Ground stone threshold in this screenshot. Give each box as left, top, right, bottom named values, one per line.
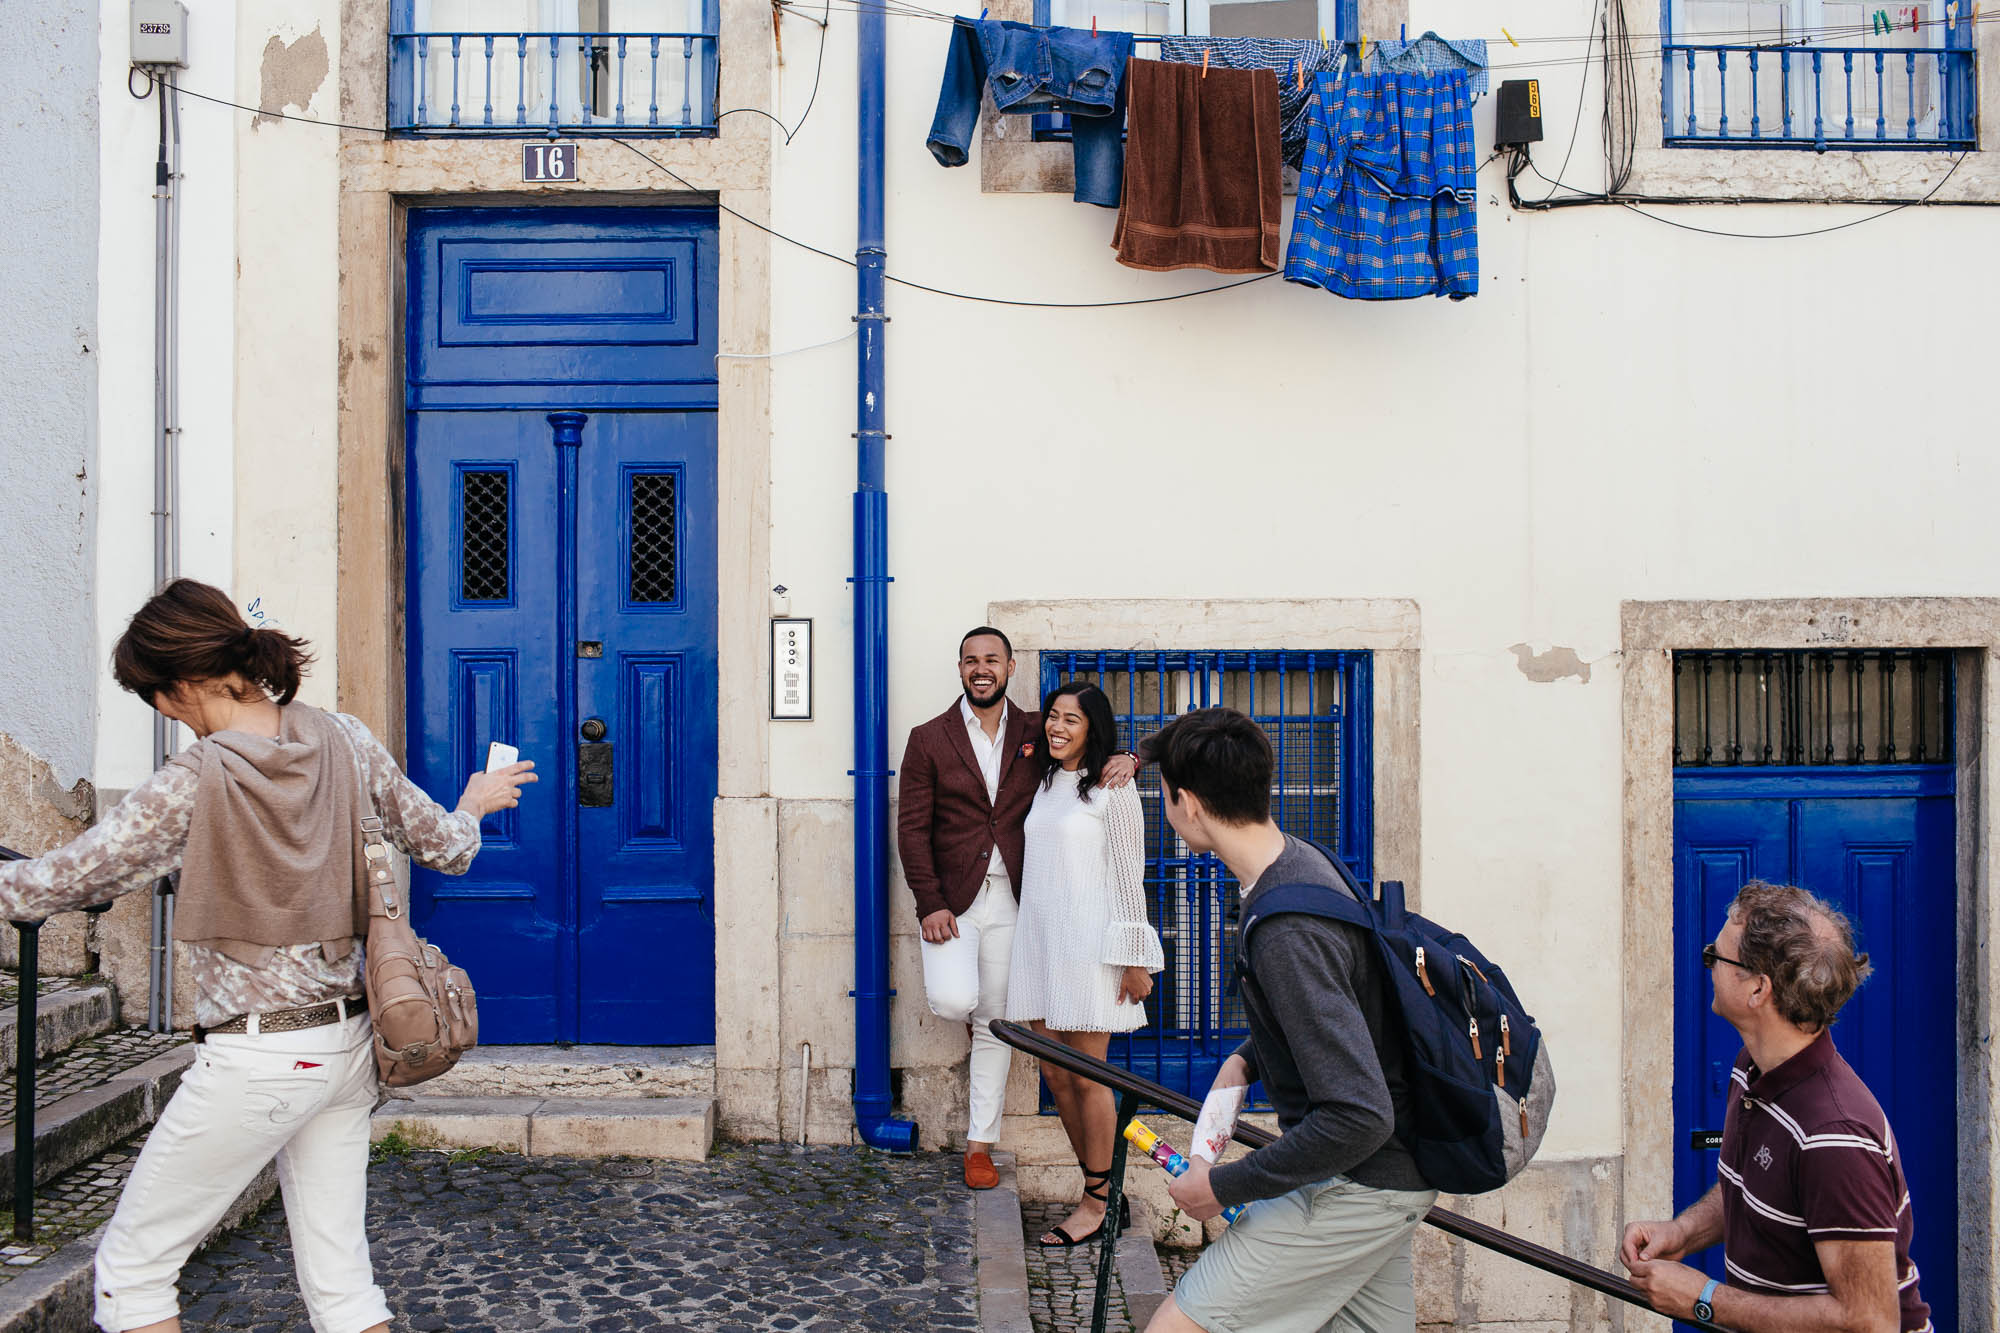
left=372, top=1094, right=715, bottom=1160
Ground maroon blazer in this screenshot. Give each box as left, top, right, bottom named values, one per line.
left=896, top=699, right=1043, bottom=920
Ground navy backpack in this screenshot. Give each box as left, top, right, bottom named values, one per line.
left=1239, top=843, right=1556, bottom=1195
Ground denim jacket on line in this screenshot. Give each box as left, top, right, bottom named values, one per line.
left=926, top=18, right=1135, bottom=208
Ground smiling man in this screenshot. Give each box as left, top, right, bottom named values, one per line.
left=895, top=627, right=1134, bottom=1189
left=1620, top=881, right=1927, bottom=1333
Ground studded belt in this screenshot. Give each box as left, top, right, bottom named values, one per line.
left=193, top=995, right=368, bottom=1042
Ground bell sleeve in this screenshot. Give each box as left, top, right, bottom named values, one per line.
left=1099, top=784, right=1164, bottom=971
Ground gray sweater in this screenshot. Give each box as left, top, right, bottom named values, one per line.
left=1207, top=836, right=1428, bottom=1208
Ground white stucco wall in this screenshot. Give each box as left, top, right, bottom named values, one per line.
left=1, top=5, right=101, bottom=788
left=95, top=0, right=240, bottom=791
left=762, top=0, right=2000, bottom=1163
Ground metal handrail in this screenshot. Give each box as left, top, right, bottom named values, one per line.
left=1, top=844, right=111, bottom=1241
left=990, top=1019, right=1734, bottom=1333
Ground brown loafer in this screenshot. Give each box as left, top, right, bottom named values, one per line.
left=963, top=1150, right=1000, bottom=1190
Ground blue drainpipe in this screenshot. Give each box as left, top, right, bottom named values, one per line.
left=850, top=0, right=918, bottom=1153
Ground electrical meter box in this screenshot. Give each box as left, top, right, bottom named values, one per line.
left=131, top=0, right=189, bottom=68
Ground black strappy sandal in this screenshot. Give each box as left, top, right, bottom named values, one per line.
left=1037, top=1167, right=1131, bottom=1247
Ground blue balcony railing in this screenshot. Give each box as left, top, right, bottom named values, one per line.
left=388, top=23, right=719, bottom=136
left=1663, top=41, right=1975, bottom=149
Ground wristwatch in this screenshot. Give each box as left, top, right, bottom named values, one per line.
left=1693, top=1277, right=1720, bottom=1324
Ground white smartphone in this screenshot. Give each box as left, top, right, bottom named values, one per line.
left=485, top=741, right=520, bottom=773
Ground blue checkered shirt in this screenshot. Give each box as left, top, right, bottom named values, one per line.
left=1370, top=33, right=1489, bottom=97
left=1158, top=36, right=1344, bottom=169
left=1284, top=69, right=1479, bottom=301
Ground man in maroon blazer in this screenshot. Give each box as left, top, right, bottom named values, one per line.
left=897, top=626, right=1135, bottom=1189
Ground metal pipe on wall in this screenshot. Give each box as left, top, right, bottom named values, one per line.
left=145, top=69, right=183, bottom=1033
left=849, top=0, right=916, bottom=1154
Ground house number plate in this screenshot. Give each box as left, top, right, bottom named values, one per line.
left=523, top=143, right=579, bottom=182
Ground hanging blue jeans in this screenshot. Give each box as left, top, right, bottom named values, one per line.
left=927, top=19, right=1134, bottom=208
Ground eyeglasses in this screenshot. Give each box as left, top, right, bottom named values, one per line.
left=1702, top=943, right=1753, bottom=973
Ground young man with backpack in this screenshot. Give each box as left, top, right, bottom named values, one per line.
left=1140, top=707, right=1438, bottom=1333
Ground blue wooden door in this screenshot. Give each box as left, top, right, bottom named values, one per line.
left=1674, top=769, right=1957, bottom=1330
left=404, top=207, right=718, bottom=1045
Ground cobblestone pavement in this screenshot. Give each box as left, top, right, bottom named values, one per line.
left=176, top=1142, right=979, bottom=1331
left=1023, top=1200, right=1135, bottom=1333
left=0, top=1029, right=188, bottom=1124
left=0, top=1132, right=147, bottom=1281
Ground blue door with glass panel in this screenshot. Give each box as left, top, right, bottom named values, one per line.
left=404, top=207, right=718, bottom=1045
left=1038, top=651, right=1371, bottom=1104
left=1672, top=652, right=1956, bottom=1332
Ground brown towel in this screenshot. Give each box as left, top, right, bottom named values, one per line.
left=1113, top=59, right=1283, bottom=274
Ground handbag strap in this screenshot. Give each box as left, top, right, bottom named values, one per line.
left=334, top=717, right=405, bottom=923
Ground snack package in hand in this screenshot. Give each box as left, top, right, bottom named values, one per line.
left=1191, top=1084, right=1247, bottom=1163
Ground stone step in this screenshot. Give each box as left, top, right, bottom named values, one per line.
left=0, top=1031, right=193, bottom=1191
left=372, top=1094, right=716, bottom=1162
left=402, top=1044, right=716, bottom=1100
left=0, top=981, right=117, bottom=1072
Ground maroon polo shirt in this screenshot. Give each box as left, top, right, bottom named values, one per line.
left=1718, top=1031, right=1928, bottom=1331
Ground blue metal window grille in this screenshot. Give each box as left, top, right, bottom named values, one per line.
left=1038, top=650, right=1373, bottom=1108
left=1661, top=0, right=1974, bottom=149
left=1673, top=650, right=1954, bottom=767
left=388, top=1, right=720, bottom=136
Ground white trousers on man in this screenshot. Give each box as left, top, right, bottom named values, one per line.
left=920, top=873, right=1017, bottom=1144
left=94, top=1009, right=390, bottom=1333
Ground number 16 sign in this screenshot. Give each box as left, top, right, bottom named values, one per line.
left=523, top=143, right=578, bottom=182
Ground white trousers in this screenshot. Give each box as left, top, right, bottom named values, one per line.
left=920, top=874, right=1018, bottom=1144
left=95, top=1009, right=390, bottom=1333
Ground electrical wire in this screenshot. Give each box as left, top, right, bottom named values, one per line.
left=724, top=0, right=834, bottom=144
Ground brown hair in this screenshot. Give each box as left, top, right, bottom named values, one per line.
left=1730, top=881, right=1874, bottom=1032
left=111, top=579, right=315, bottom=707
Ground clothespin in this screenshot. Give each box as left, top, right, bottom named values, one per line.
left=1201, top=47, right=1210, bottom=76
left=1296, top=57, right=1307, bottom=90
left=1359, top=34, right=1369, bottom=63
left=1091, top=13, right=1097, bottom=35
left=979, top=6, right=988, bottom=16
left=1871, top=9, right=1889, bottom=33
left=1400, top=23, right=1407, bottom=42
left=1910, top=7, right=1921, bottom=31
left=1500, top=27, right=1519, bottom=47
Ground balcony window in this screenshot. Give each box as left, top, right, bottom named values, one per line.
left=1662, top=0, right=1974, bottom=148
left=389, top=1, right=720, bottom=135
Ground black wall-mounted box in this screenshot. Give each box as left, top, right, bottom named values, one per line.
left=1494, top=79, right=1544, bottom=146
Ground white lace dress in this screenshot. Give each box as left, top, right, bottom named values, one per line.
left=1006, top=769, right=1165, bottom=1033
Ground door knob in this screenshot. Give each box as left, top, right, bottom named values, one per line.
left=580, top=717, right=607, bottom=742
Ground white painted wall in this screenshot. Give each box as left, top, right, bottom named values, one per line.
left=0, top=4, right=99, bottom=789
left=764, top=0, right=2000, bottom=1160
left=95, top=0, right=240, bottom=790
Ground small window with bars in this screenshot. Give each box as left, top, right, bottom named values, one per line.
left=458, top=467, right=512, bottom=604
left=1673, top=649, right=1954, bottom=767
left=626, top=470, right=679, bottom=606
left=1039, top=649, right=1372, bottom=1104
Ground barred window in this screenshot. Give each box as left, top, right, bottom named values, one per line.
left=1673, top=650, right=1953, bottom=767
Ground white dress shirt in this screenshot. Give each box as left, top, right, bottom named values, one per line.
left=960, top=695, right=1010, bottom=876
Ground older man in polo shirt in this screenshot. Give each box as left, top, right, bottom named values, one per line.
left=1620, top=880, right=1928, bottom=1333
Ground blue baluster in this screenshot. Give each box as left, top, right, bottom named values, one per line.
left=1909, top=51, right=1919, bottom=138
left=580, top=37, right=593, bottom=127
left=1842, top=50, right=1853, bottom=138
left=549, top=34, right=561, bottom=129
left=1718, top=48, right=1730, bottom=136
left=649, top=36, right=661, bottom=126
left=1875, top=51, right=1885, bottom=138
left=417, top=35, right=429, bottom=126
left=1781, top=49, right=1793, bottom=138
left=682, top=36, right=694, bottom=128
left=1750, top=49, right=1760, bottom=138
left=516, top=35, right=528, bottom=126
left=1662, top=46, right=1673, bottom=140
left=616, top=36, right=628, bottom=125
left=1686, top=48, right=1698, bottom=137
left=483, top=35, right=495, bottom=126
left=449, top=35, right=461, bottom=126
left=1812, top=50, right=1825, bottom=148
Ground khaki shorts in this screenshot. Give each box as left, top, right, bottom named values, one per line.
left=1174, top=1176, right=1438, bottom=1333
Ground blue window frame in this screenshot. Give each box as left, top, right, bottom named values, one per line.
left=388, top=1, right=720, bottom=136
left=1661, top=0, right=1974, bottom=149
left=1038, top=650, right=1372, bottom=1107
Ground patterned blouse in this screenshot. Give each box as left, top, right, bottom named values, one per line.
left=0, top=713, right=480, bottom=1028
